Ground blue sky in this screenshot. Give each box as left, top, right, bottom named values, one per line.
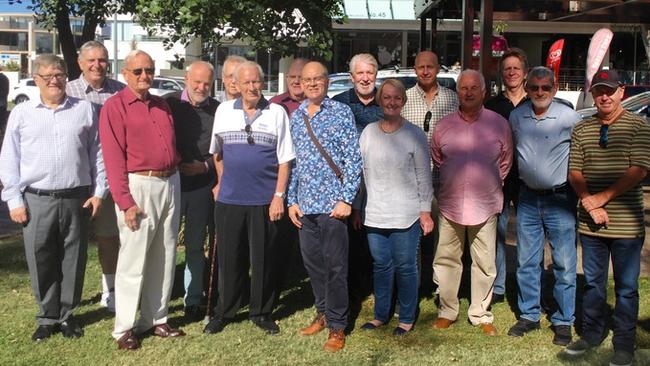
left=0, top=1, right=31, bottom=13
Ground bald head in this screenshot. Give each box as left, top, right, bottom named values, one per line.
left=301, top=61, right=329, bottom=103
left=414, top=51, right=440, bottom=90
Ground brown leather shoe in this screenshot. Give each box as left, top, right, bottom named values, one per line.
left=116, top=330, right=140, bottom=350
left=432, top=317, right=456, bottom=329
left=479, top=322, right=498, bottom=336
left=152, top=324, right=186, bottom=338
left=299, top=313, right=327, bottom=336
left=323, top=329, right=345, bottom=352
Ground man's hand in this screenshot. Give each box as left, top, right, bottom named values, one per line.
left=9, top=206, right=28, bottom=224
left=288, top=204, right=304, bottom=228
left=124, top=206, right=145, bottom=231
left=588, top=207, right=610, bottom=226
left=581, top=192, right=610, bottom=212
left=420, top=212, right=435, bottom=235
left=330, top=201, right=352, bottom=220
left=180, top=160, right=208, bottom=176
left=351, top=209, right=362, bottom=230
left=83, top=196, right=103, bottom=218
left=269, top=196, right=284, bottom=221
left=211, top=183, right=220, bottom=202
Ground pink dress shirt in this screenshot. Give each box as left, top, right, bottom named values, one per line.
left=99, top=87, right=181, bottom=210
left=432, top=107, right=512, bottom=226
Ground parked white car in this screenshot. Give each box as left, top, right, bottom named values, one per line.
left=8, top=78, right=40, bottom=104
left=149, top=77, right=185, bottom=96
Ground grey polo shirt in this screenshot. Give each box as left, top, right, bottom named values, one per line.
left=509, top=100, right=580, bottom=190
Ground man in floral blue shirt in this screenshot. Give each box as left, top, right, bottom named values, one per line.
left=287, top=61, right=362, bottom=353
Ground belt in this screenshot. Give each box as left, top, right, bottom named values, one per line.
left=523, top=183, right=569, bottom=195
left=132, top=168, right=177, bottom=178
left=24, top=186, right=89, bottom=198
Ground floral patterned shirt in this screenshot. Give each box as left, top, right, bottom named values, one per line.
left=287, top=98, right=362, bottom=215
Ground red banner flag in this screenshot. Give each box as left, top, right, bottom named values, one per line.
left=546, top=39, right=565, bottom=82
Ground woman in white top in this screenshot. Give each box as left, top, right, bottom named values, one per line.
left=352, top=79, right=434, bottom=335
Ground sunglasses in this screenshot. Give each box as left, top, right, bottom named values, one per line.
left=526, top=84, right=553, bottom=92
left=423, top=111, right=432, bottom=132
left=599, top=124, right=608, bottom=148
left=127, top=68, right=155, bottom=76
left=244, top=124, right=255, bottom=145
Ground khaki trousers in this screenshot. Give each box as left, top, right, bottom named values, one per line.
left=112, top=173, right=180, bottom=339
left=433, top=214, right=497, bottom=325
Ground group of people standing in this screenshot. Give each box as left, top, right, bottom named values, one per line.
left=0, top=39, right=648, bottom=366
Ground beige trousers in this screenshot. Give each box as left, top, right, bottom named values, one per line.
left=112, top=173, right=180, bottom=340
left=433, top=214, right=497, bottom=325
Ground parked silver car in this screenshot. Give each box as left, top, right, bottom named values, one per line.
left=149, top=77, right=185, bottom=97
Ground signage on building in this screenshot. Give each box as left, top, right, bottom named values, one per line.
left=0, top=54, right=20, bottom=66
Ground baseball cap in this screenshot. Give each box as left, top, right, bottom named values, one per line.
left=590, top=69, right=622, bottom=90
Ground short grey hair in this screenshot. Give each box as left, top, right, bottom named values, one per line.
left=349, top=53, right=378, bottom=75
left=33, top=54, right=66, bottom=75
left=233, top=60, right=265, bottom=82
left=187, top=60, right=215, bottom=77
left=456, top=69, right=485, bottom=92
left=222, top=55, right=247, bottom=77
left=79, top=40, right=108, bottom=59
left=123, top=50, right=153, bottom=68
left=527, top=66, right=555, bottom=86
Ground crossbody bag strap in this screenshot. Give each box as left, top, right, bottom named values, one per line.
left=303, top=114, right=343, bottom=181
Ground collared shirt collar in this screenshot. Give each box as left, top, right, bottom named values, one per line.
left=297, top=96, right=334, bottom=114
left=35, top=95, right=73, bottom=110
left=180, top=89, right=210, bottom=107
left=522, top=100, right=559, bottom=121
left=78, top=75, right=115, bottom=94
left=123, top=86, right=151, bottom=105
left=415, top=82, right=441, bottom=100
left=348, top=88, right=379, bottom=106
left=233, top=96, right=270, bottom=110
left=458, top=106, right=485, bottom=122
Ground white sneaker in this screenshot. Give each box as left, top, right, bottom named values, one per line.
left=100, top=291, right=116, bottom=312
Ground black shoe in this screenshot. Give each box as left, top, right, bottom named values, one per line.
left=60, top=316, right=83, bottom=339
left=490, top=293, right=505, bottom=306
left=360, top=322, right=382, bottom=330
left=565, top=338, right=595, bottom=356
left=552, top=325, right=572, bottom=346
left=393, top=326, right=413, bottom=336
left=203, top=317, right=227, bottom=334
left=31, top=325, right=57, bottom=342
left=507, top=318, right=541, bottom=337
left=251, top=316, right=280, bottom=335
left=610, top=350, right=634, bottom=366
left=184, top=305, right=204, bottom=322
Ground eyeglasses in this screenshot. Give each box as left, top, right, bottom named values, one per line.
left=423, top=111, right=432, bottom=132
left=526, top=84, right=553, bottom=92
left=287, top=75, right=301, bottom=81
left=239, top=80, right=263, bottom=87
left=126, top=68, right=155, bottom=76
left=302, top=76, right=327, bottom=85
left=599, top=124, right=609, bottom=148
left=244, top=124, right=255, bottom=145
left=36, top=73, right=67, bottom=82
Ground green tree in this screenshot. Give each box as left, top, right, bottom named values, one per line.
left=136, top=0, right=345, bottom=60
left=18, top=0, right=136, bottom=79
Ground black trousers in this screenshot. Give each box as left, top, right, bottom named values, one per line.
left=214, top=202, right=278, bottom=319
left=299, top=214, right=349, bottom=330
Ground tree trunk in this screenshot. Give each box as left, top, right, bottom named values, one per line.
left=55, top=0, right=81, bottom=79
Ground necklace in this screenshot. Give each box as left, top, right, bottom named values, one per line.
left=379, top=118, right=404, bottom=133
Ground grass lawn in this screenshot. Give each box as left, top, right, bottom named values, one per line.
left=1, top=234, right=650, bottom=366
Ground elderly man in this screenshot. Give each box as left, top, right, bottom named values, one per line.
left=431, top=70, right=512, bottom=336
left=203, top=61, right=295, bottom=335
left=270, top=58, right=308, bottom=116
left=67, top=40, right=125, bottom=312
left=100, top=50, right=185, bottom=350
left=401, top=50, right=459, bottom=292
left=507, top=66, right=580, bottom=346
left=164, top=61, right=219, bottom=321
left=566, top=69, right=650, bottom=366
left=484, top=48, right=528, bottom=304
left=0, top=54, right=105, bottom=341
left=332, top=53, right=383, bottom=133
left=287, top=61, right=362, bottom=352
left=216, top=55, right=246, bottom=102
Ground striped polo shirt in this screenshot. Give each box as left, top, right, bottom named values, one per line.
left=569, top=110, right=650, bottom=238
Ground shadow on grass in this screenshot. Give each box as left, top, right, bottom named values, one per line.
left=0, top=235, right=28, bottom=275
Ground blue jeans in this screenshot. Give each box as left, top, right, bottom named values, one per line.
left=580, top=234, right=643, bottom=353
left=495, top=192, right=510, bottom=296
left=366, top=222, right=421, bottom=324
left=516, top=187, right=577, bottom=325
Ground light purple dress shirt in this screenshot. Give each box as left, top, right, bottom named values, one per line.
left=431, top=107, right=513, bottom=226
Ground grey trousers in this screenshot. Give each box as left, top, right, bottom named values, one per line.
left=22, top=190, right=89, bottom=326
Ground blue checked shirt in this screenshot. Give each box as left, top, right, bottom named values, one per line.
left=287, top=98, right=362, bottom=214
left=66, top=77, right=125, bottom=106
left=0, top=96, right=107, bottom=210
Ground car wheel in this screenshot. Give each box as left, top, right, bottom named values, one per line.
left=15, top=94, right=29, bottom=104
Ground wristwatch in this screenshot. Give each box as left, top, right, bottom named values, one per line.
left=274, top=191, right=285, bottom=199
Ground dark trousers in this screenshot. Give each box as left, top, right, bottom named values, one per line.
left=299, top=214, right=349, bottom=330
left=23, top=189, right=89, bottom=325
left=579, top=234, right=643, bottom=353
left=214, top=202, right=278, bottom=319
